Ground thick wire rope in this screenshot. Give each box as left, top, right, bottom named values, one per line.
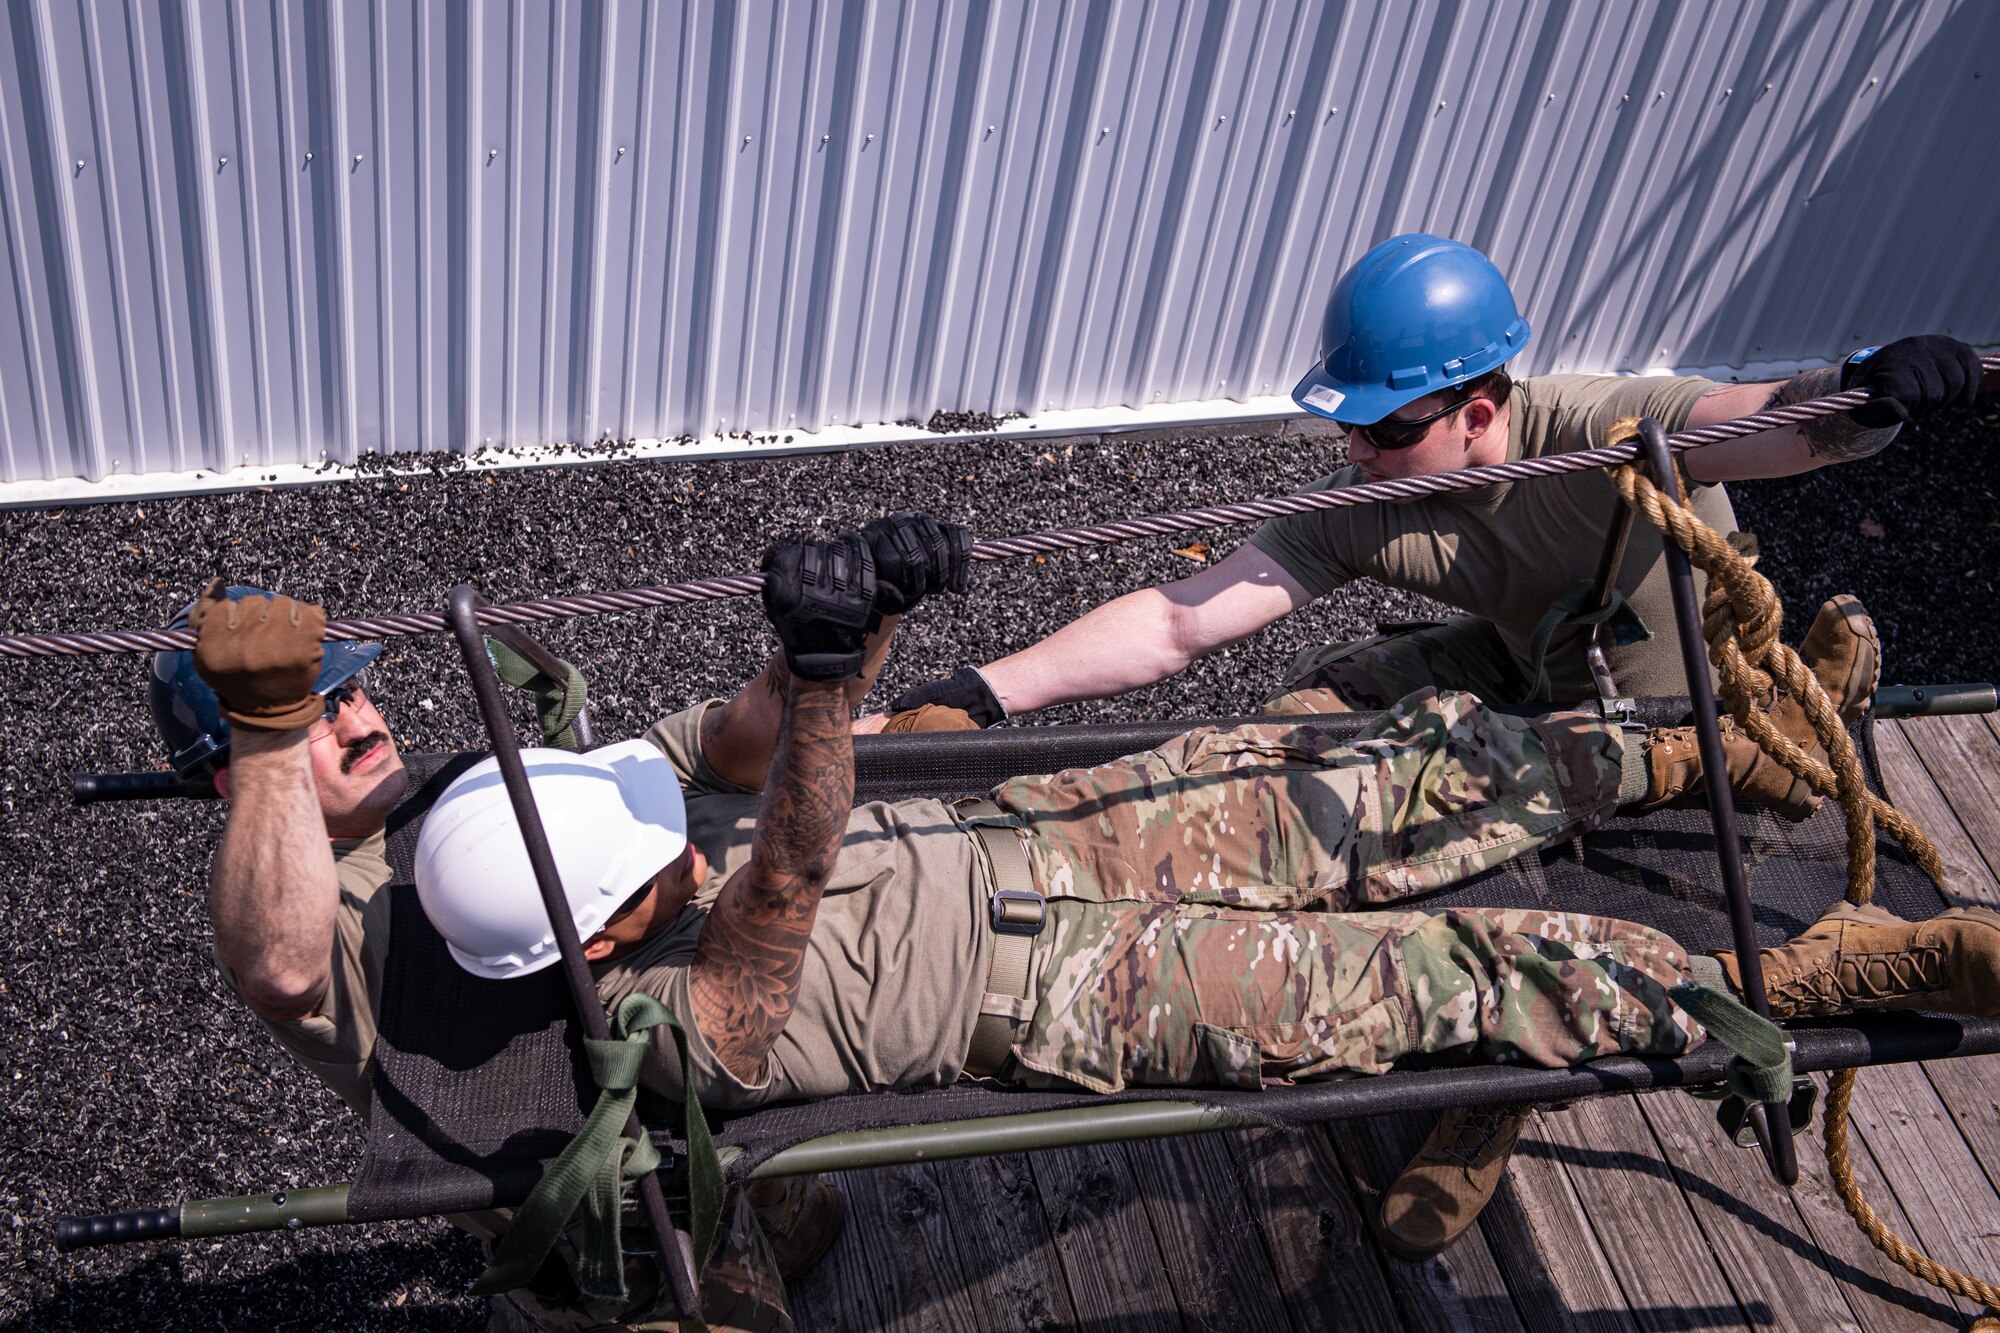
left=2, top=357, right=1994, bottom=661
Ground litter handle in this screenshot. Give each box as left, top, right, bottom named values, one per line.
left=55, top=1205, right=180, bottom=1251
left=70, top=771, right=218, bottom=804
left=1873, top=684, right=1998, bottom=718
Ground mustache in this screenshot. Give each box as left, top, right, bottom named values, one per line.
left=340, top=731, right=392, bottom=775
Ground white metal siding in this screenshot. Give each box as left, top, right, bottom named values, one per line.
left=3, top=0, right=1997, bottom=485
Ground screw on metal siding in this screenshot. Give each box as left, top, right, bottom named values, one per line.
left=618, top=145, right=627, bottom=155
left=821, top=134, right=831, bottom=143
left=73, top=159, right=84, bottom=172
left=1438, top=99, right=1447, bottom=109
left=865, top=133, right=875, bottom=141
left=1216, top=114, right=1227, bottom=125
left=305, top=151, right=315, bottom=162
left=353, top=153, right=364, bottom=165
left=487, top=147, right=497, bottom=159
left=1621, top=94, right=1630, bottom=102
left=1286, top=109, right=1295, bottom=119
left=742, top=136, right=752, bottom=145
left=1546, top=92, right=1556, bottom=101
left=1098, top=126, right=1109, bottom=140
left=218, top=156, right=229, bottom=168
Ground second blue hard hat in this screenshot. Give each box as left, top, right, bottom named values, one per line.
left=148, top=586, right=381, bottom=777
left=1292, top=233, right=1531, bottom=425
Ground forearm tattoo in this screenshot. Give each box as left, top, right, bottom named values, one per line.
left=1769, top=366, right=1897, bottom=462
left=691, top=679, right=854, bottom=1083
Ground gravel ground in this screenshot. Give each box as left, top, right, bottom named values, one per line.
left=2, top=403, right=1995, bottom=1331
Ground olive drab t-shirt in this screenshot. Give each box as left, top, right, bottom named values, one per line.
left=237, top=703, right=991, bottom=1117
left=1249, top=374, right=1737, bottom=701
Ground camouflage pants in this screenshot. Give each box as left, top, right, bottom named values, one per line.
left=1261, top=616, right=1529, bottom=714
left=987, top=688, right=1700, bottom=1094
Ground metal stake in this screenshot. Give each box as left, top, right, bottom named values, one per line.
left=445, top=585, right=703, bottom=1315
left=1635, top=419, right=1798, bottom=1186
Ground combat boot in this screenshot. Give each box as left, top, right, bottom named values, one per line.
left=1373, top=1106, right=1526, bottom=1260
left=1792, top=594, right=1881, bottom=725
left=745, top=1174, right=847, bottom=1280
left=1634, top=716, right=1819, bottom=821
left=1714, top=900, right=2000, bottom=1020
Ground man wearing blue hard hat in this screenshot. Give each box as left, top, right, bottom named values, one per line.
left=887, top=232, right=1984, bottom=1259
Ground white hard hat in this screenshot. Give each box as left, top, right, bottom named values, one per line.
left=414, top=739, right=688, bottom=980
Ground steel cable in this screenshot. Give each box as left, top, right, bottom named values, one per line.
left=3, top=359, right=1993, bottom=661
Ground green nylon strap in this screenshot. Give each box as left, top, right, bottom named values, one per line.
left=1522, top=580, right=1649, bottom=702
left=1669, top=981, right=1795, bottom=1105
left=471, top=993, right=722, bottom=1320
left=484, top=636, right=589, bottom=750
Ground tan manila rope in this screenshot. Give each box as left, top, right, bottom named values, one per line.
left=1603, top=418, right=1999, bottom=1325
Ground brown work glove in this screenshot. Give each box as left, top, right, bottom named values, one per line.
left=188, top=579, right=328, bottom=731
left=882, top=704, right=979, bottom=733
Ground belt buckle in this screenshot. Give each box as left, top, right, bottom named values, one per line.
left=991, top=886, right=1046, bottom=937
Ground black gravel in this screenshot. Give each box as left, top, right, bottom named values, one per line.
left=3, top=405, right=1995, bottom=1331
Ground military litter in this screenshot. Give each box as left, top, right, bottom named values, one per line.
left=2, top=405, right=1994, bottom=1330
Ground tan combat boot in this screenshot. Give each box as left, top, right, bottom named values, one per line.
left=1373, top=1106, right=1526, bottom=1260
left=1635, top=716, right=1820, bottom=821
left=1714, top=900, right=2000, bottom=1020
left=1792, top=594, right=1881, bottom=725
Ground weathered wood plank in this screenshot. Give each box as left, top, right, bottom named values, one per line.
left=1842, top=1059, right=2000, bottom=1318
left=1024, top=1141, right=1182, bottom=1331
left=785, top=1164, right=984, bottom=1333
left=1124, top=1133, right=1296, bottom=1333
left=927, top=1152, right=1080, bottom=1332
left=1222, top=1124, right=1407, bottom=1333
left=1636, top=1088, right=1871, bottom=1331
left=1535, top=1095, right=1752, bottom=1331
left=1325, top=1114, right=1527, bottom=1333
left=1475, top=1109, right=1639, bottom=1333
left=1896, top=715, right=2000, bottom=896
left=1874, top=720, right=2000, bottom=906
left=1763, top=1074, right=1969, bottom=1330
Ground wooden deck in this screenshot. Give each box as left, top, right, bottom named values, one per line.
left=784, top=714, right=2000, bottom=1332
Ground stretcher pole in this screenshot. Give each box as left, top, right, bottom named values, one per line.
left=445, top=585, right=704, bottom=1317
left=1635, top=418, right=1799, bottom=1186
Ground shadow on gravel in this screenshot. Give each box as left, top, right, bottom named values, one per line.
left=3, top=1242, right=485, bottom=1333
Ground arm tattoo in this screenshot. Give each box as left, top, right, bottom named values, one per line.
left=690, top=679, right=853, bottom=1084
left=1769, top=366, right=1898, bottom=462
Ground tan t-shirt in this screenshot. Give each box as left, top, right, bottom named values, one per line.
left=604, top=701, right=990, bottom=1109
left=241, top=704, right=991, bottom=1115
left=1250, top=374, right=1737, bottom=699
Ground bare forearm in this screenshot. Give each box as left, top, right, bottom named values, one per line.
left=691, top=679, right=853, bottom=1081
left=1683, top=369, right=1900, bottom=483
left=209, top=729, right=339, bottom=1020
left=981, top=586, right=1198, bottom=715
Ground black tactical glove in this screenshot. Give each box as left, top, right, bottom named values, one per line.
left=1840, top=335, right=1982, bottom=430
left=890, top=666, right=1007, bottom=728
left=760, top=534, right=877, bottom=682
left=860, top=511, right=973, bottom=618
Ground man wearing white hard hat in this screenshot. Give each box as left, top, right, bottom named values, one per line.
left=164, top=513, right=971, bottom=1331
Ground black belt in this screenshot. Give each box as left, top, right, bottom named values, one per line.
left=955, top=798, right=1045, bottom=1078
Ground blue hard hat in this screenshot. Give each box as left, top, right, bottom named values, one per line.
left=147, top=586, right=381, bottom=777
left=1292, top=233, right=1531, bottom=425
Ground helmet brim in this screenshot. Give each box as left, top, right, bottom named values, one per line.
left=1292, top=359, right=1413, bottom=426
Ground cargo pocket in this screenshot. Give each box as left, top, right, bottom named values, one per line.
left=1196, top=1023, right=1266, bottom=1090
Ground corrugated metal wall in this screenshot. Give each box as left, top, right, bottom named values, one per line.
left=3, top=0, right=1997, bottom=486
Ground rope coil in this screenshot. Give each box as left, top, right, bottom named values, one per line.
left=1607, top=420, right=1997, bottom=1322
left=4, top=358, right=1993, bottom=661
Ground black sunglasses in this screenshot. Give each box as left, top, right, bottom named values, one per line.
left=1346, top=386, right=1475, bottom=451
left=320, top=677, right=365, bottom=725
